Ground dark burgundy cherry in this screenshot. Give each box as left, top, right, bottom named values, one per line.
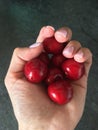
left=24, top=58, right=48, bottom=83
left=48, top=80, right=73, bottom=105
left=43, top=36, right=64, bottom=54
left=23, top=29, right=85, bottom=105
left=51, top=54, right=66, bottom=67
left=38, top=52, right=50, bottom=65
left=45, top=67, right=64, bottom=85
left=62, top=58, right=85, bottom=80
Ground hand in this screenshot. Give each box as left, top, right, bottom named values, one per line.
left=4, top=26, right=92, bottom=130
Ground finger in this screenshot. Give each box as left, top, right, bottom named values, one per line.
left=70, top=72, right=89, bottom=114
left=7, top=45, right=43, bottom=74
left=74, top=47, right=92, bottom=63
left=36, top=26, right=55, bottom=43
left=54, top=27, right=72, bottom=43
left=71, top=48, right=92, bottom=108
left=62, top=40, right=81, bottom=58
left=74, top=47, right=92, bottom=76
left=7, top=26, right=55, bottom=74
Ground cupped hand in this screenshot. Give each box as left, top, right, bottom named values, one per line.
left=4, top=26, right=92, bottom=130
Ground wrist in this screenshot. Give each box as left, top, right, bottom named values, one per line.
left=18, top=123, right=74, bottom=130
left=18, top=121, right=47, bottom=130
left=18, top=117, right=75, bottom=130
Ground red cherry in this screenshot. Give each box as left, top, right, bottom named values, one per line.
left=24, top=58, right=48, bottom=83
left=62, top=58, right=85, bottom=80
left=48, top=80, right=73, bottom=105
left=45, top=67, right=64, bottom=85
left=43, top=36, right=64, bottom=54
left=38, top=52, right=50, bottom=65
left=51, top=54, right=66, bottom=67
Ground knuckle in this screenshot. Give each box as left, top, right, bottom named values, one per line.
left=69, top=40, right=81, bottom=46
left=85, top=48, right=93, bottom=58
left=60, top=27, right=72, bottom=34
left=13, top=47, right=21, bottom=56
left=63, top=26, right=72, bottom=32
left=14, top=47, right=20, bottom=53
left=66, top=27, right=72, bottom=35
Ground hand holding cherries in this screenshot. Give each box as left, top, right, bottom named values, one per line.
left=24, top=36, right=85, bottom=105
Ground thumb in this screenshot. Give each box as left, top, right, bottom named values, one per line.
left=7, top=43, right=43, bottom=73
left=7, top=25, right=55, bottom=74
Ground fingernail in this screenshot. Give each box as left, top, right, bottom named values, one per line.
left=46, top=25, right=55, bottom=31
left=63, top=46, right=74, bottom=56
left=56, top=30, right=67, bottom=38
left=75, top=51, right=84, bottom=59
left=29, top=42, right=42, bottom=48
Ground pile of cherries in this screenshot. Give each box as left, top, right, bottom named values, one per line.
left=24, top=37, right=85, bottom=105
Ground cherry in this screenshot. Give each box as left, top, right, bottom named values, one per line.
left=42, top=36, right=64, bottom=54
left=23, top=30, right=85, bottom=105
left=45, top=67, right=64, bottom=85
left=37, top=52, right=50, bottom=65
left=51, top=54, right=66, bottom=67
left=62, top=58, right=85, bottom=80
left=48, top=80, right=73, bottom=105
left=24, top=58, right=48, bottom=83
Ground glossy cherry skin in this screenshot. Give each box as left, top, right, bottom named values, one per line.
left=45, top=67, right=64, bottom=85
left=43, top=36, right=64, bottom=54
left=48, top=80, right=73, bottom=105
left=51, top=54, right=66, bottom=67
left=24, top=58, right=48, bottom=83
left=62, top=58, right=85, bottom=80
left=37, top=52, right=50, bottom=65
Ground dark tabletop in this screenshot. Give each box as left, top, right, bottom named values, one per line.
left=0, top=0, right=98, bottom=130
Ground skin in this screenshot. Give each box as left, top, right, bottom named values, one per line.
left=4, top=26, right=92, bottom=130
